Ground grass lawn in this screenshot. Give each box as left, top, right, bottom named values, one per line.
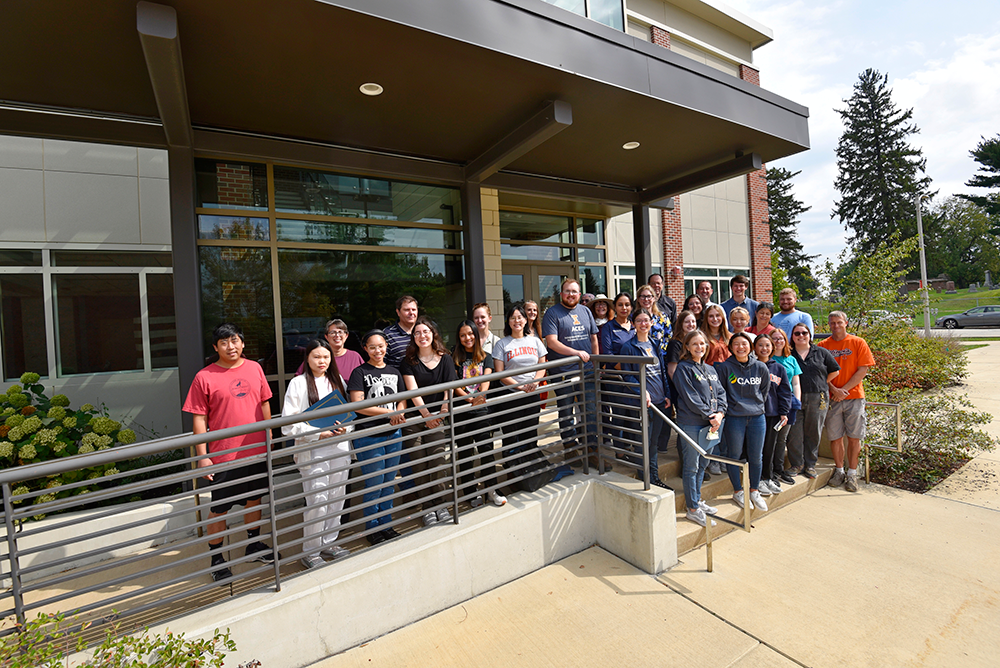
left=799, top=288, right=1000, bottom=328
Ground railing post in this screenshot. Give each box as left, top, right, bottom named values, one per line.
left=639, top=361, right=650, bottom=491
left=741, top=462, right=751, bottom=532
left=594, top=361, right=604, bottom=474
left=579, top=357, right=589, bottom=475
left=265, top=429, right=281, bottom=592
left=449, top=391, right=459, bottom=523
left=2, top=483, right=26, bottom=627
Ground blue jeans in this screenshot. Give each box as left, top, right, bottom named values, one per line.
left=554, top=377, right=597, bottom=446
left=353, top=429, right=402, bottom=530
left=678, top=423, right=716, bottom=511
left=721, top=414, right=765, bottom=491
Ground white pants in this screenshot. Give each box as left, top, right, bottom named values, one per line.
left=295, top=439, right=351, bottom=556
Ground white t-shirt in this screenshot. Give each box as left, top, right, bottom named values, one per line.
left=493, top=335, right=547, bottom=386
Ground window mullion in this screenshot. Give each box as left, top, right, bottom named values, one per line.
left=139, top=269, right=152, bottom=373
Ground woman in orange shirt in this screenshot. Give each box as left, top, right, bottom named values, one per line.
left=701, top=304, right=731, bottom=365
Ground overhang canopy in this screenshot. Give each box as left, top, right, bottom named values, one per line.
left=0, top=0, right=809, bottom=203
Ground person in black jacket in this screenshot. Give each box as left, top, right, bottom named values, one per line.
left=714, top=333, right=770, bottom=512
left=754, top=335, right=792, bottom=495
left=673, top=330, right=727, bottom=527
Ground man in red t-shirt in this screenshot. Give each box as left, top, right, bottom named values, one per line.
left=818, top=311, right=876, bottom=492
left=182, top=323, right=276, bottom=583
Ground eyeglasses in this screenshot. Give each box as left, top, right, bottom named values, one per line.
left=327, top=330, right=347, bottom=338
left=792, top=331, right=810, bottom=336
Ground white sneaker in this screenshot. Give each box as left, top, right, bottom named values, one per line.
left=768, top=479, right=782, bottom=494
left=300, top=555, right=324, bottom=569
left=489, top=490, right=507, bottom=507
left=732, top=490, right=753, bottom=510
left=698, top=499, right=718, bottom=515
left=685, top=507, right=717, bottom=527
left=749, top=490, right=768, bottom=512
left=757, top=482, right=772, bottom=497
left=422, top=511, right=438, bottom=527
left=470, top=495, right=485, bottom=508
left=436, top=507, right=452, bottom=523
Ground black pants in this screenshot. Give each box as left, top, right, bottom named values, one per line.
left=456, top=406, right=498, bottom=497
left=762, top=415, right=782, bottom=481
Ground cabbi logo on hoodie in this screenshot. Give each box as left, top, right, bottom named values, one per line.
left=728, top=372, right=761, bottom=386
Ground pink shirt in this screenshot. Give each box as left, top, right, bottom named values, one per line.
left=182, top=359, right=272, bottom=463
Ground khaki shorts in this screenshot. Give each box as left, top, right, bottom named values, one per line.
left=825, top=398, right=866, bottom=440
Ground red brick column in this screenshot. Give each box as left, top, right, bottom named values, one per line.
left=739, top=65, right=772, bottom=301
left=651, top=25, right=671, bottom=49
left=661, top=200, right=684, bottom=302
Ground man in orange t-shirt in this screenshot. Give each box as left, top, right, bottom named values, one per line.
left=818, top=311, right=875, bottom=492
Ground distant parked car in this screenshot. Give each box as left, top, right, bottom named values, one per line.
left=935, top=306, right=1000, bottom=329
left=859, top=309, right=913, bottom=327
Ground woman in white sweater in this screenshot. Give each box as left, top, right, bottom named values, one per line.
left=281, top=339, right=352, bottom=569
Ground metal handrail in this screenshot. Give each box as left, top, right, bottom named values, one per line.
left=861, top=401, right=903, bottom=484
left=0, top=357, right=596, bottom=638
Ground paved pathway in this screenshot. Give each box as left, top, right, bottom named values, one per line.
left=311, top=342, right=1000, bottom=668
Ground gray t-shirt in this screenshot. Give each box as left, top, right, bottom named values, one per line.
left=493, top=335, right=547, bottom=386
left=541, top=302, right=598, bottom=372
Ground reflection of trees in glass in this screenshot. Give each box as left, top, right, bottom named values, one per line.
left=199, top=247, right=276, bottom=372
left=278, top=250, right=465, bottom=346
left=581, top=267, right=607, bottom=295
left=210, top=217, right=268, bottom=241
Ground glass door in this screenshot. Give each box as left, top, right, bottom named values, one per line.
left=502, top=265, right=569, bottom=315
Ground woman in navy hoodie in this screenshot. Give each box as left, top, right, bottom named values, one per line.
left=753, top=335, right=792, bottom=497
left=673, top=330, right=728, bottom=527
left=714, top=332, right=770, bottom=513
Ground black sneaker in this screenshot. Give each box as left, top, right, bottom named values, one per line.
left=211, top=561, right=233, bottom=584
left=381, top=528, right=401, bottom=541
left=650, top=478, right=674, bottom=492
left=245, top=541, right=278, bottom=564
left=778, top=472, right=796, bottom=485
left=367, top=530, right=386, bottom=546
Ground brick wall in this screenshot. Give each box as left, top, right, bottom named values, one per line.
left=651, top=25, right=671, bottom=49
left=216, top=163, right=254, bottom=208
left=739, top=64, right=772, bottom=302
left=661, top=201, right=685, bottom=301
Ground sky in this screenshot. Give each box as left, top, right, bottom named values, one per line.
left=721, top=0, right=1000, bottom=269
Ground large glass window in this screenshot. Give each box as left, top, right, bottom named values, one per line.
left=1, top=275, right=46, bottom=380
left=199, top=247, right=277, bottom=374
left=147, top=274, right=177, bottom=370
left=541, top=0, right=623, bottom=30
left=196, top=159, right=269, bottom=211
left=55, top=275, right=142, bottom=375
left=272, top=167, right=461, bottom=224
left=276, top=220, right=461, bottom=249
left=198, top=215, right=270, bottom=241
left=499, top=211, right=572, bottom=243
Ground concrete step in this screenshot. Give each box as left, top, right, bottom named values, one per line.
left=674, top=462, right=835, bottom=555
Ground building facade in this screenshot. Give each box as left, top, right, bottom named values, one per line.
left=0, top=0, right=809, bottom=435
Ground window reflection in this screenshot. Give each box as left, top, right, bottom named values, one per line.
left=1, top=275, right=46, bottom=379
left=195, top=160, right=268, bottom=211
left=147, top=274, right=178, bottom=370
left=198, top=215, right=270, bottom=241
left=55, top=275, right=142, bottom=375
left=499, top=211, right=572, bottom=243
left=276, top=220, right=461, bottom=249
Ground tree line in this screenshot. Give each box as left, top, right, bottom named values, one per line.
left=767, top=67, right=1000, bottom=297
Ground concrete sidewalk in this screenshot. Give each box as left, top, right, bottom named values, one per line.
left=311, top=344, right=1000, bottom=668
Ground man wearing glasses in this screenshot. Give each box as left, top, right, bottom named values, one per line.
left=542, top=278, right=600, bottom=466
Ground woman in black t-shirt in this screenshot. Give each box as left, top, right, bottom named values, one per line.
left=401, top=316, right=458, bottom=527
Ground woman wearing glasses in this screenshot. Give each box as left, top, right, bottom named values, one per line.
left=787, top=323, right=840, bottom=479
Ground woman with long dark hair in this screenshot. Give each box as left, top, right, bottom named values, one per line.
left=401, top=316, right=458, bottom=527
left=282, top=339, right=352, bottom=568
left=452, top=319, right=505, bottom=508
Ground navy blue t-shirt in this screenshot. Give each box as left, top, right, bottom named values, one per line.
left=541, top=302, right=598, bottom=372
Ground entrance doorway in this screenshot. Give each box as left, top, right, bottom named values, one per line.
left=501, top=264, right=569, bottom=314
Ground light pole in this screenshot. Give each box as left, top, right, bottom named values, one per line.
left=915, top=193, right=931, bottom=337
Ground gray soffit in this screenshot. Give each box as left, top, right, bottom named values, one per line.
left=0, top=0, right=809, bottom=198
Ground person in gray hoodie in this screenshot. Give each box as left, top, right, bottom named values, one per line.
left=714, top=332, right=771, bottom=513
left=673, top=330, right=728, bottom=527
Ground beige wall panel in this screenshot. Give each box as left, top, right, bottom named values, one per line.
left=45, top=172, right=141, bottom=243
left=658, top=5, right=752, bottom=61
left=687, top=194, right=716, bottom=231
left=682, top=227, right=694, bottom=263
left=726, top=200, right=748, bottom=234
left=0, top=167, right=46, bottom=241
left=729, top=234, right=750, bottom=266
left=43, top=139, right=137, bottom=176
left=726, top=175, right=747, bottom=203
left=0, top=135, right=44, bottom=170
left=138, top=148, right=169, bottom=179
left=716, top=232, right=731, bottom=265
left=689, top=230, right=719, bottom=264
left=139, top=176, right=172, bottom=245
left=714, top=197, right=729, bottom=232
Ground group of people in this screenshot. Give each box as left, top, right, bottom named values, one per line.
left=182, top=276, right=874, bottom=582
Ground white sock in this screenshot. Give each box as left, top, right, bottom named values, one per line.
left=847, top=468, right=857, bottom=476
left=836, top=467, right=844, bottom=474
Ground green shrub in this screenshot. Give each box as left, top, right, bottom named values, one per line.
left=860, top=324, right=968, bottom=391
left=0, top=611, right=236, bottom=667
left=0, top=374, right=138, bottom=519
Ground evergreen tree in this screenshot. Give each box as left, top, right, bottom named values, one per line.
left=958, top=134, right=1000, bottom=226
left=832, top=69, right=933, bottom=255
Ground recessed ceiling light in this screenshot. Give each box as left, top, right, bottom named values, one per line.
left=622, top=141, right=640, bottom=150
left=359, top=83, right=384, bottom=96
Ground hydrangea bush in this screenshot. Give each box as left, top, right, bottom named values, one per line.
left=0, top=372, right=138, bottom=519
